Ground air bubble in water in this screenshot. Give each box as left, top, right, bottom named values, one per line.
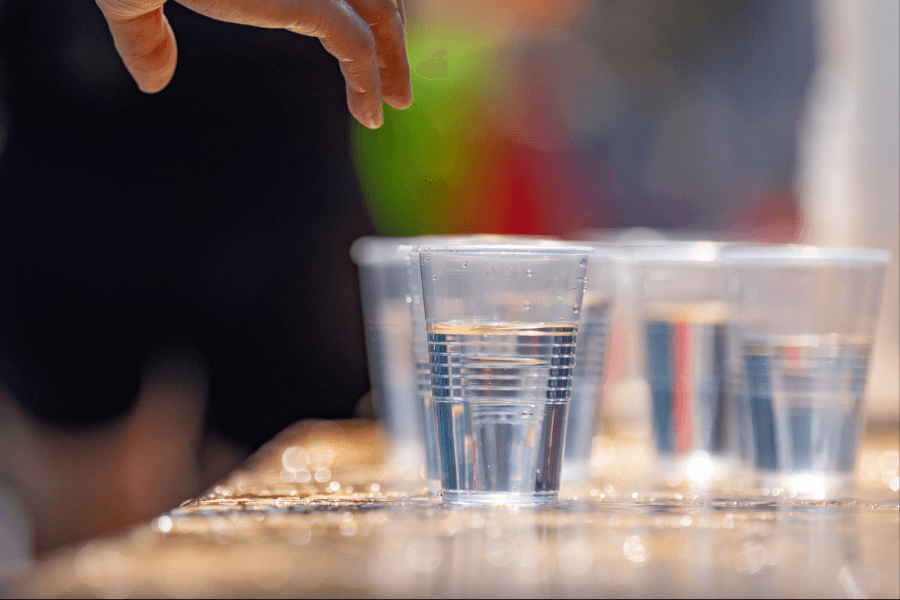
left=523, top=301, right=531, bottom=310
left=462, top=262, right=467, bottom=269
left=432, top=275, right=437, bottom=281
left=526, top=269, right=533, bottom=277
left=573, top=303, right=580, bottom=314
left=405, top=294, right=412, bottom=304
left=580, top=259, right=587, bottom=268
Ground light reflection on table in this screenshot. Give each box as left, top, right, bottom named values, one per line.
left=12, top=419, right=899, bottom=598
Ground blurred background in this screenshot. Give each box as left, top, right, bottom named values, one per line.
left=0, top=0, right=896, bottom=573
left=351, top=0, right=898, bottom=425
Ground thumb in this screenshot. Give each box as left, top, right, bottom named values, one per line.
left=96, top=1, right=178, bottom=93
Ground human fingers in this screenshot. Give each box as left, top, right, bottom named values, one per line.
left=343, top=0, right=412, bottom=110
left=177, top=0, right=386, bottom=128
left=95, top=0, right=178, bottom=93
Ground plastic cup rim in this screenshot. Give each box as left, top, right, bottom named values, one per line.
left=350, top=236, right=416, bottom=266
left=413, top=244, right=593, bottom=256
left=722, top=244, right=891, bottom=266
left=352, top=235, right=568, bottom=265
left=533, top=240, right=627, bottom=260
left=626, top=240, right=728, bottom=264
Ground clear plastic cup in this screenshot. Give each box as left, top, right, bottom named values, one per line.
left=400, top=234, right=543, bottom=492
left=350, top=237, right=424, bottom=482
left=723, top=245, right=890, bottom=499
left=629, top=241, right=740, bottom=489
left=353, top=235, right=551, bottom=492
left=556, top=243, right=622, bottom=481
left=421, top=238, right=620, bottom=483
left=417, top=244, right=591, bottom=506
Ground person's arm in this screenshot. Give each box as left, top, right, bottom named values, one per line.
left=94, top=0, right=412, bottom=128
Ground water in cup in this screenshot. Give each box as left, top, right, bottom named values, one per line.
left=646, top=304, right=729, bottom=455
left=430, top=321, right=576, bottom=506
left=644, top=302, right=737, bottom=485
left=418, top=244, right=590, bottom=505
left=742, top=333, right=869, bottom=496
left=402, top=235, right=548, bottom=491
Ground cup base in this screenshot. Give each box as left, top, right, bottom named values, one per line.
left=755, top=469, right=855, bottom=500
left=440, top=490, right=559, bottom=507
left=655, top=452, right=741, bottom=490
left=561, top=461, right=593, bottom=483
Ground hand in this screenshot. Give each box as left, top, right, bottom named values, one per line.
left=94, top=0, right=412, bottom=128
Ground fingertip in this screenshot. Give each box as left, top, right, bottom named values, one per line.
left=349, top=101, right=383, bottom=129
left=107, top=8, right=177, bottom=95
left=346, top=78, right=384, bottom=129
left=135, top=71, right=173, bottom=94
left=381, top=72, right=413, bottom=110
left=366, top=107, right=384, bottom=129
left=384, top=89, right=413, bottom=111
left=356, top=117, right=382, bottom=130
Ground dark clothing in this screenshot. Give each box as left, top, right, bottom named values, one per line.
left=0, top=0, right=373, bottom=448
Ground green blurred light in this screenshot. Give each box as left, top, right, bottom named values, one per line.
left=352, top=24, right=501, bottom=236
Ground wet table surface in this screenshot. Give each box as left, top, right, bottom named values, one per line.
left=12, top=420, right=900, bottom=598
